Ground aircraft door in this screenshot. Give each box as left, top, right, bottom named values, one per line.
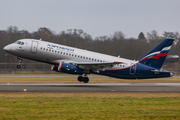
left=30, top=41, right=38, bottom=53
left=129, top=63, right=137, bottom=75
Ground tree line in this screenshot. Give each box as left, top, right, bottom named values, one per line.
left=1, top=26, right=180, bottom=64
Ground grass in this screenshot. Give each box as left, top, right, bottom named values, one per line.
left=0, top=92, right=180, bottom=120
left=0, top=74, right=180, bottom=83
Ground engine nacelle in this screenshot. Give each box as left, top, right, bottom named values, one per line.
left=51, top=62, right=84, bottom=75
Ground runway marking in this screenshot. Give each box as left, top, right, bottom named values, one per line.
left=111, top=90, right=116, bottom=91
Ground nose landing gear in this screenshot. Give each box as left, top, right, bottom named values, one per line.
left=17, top=57, right=23, bottom=69
left=77, top=74, right=89, bottom=83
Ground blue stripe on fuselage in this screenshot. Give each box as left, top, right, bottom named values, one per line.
left=97, top=63, right=171, bottom=79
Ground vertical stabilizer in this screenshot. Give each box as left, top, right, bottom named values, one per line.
left=139, top=39, right=174, bottom=68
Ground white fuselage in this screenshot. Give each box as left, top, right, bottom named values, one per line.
left=5, top=39, right=136, bottom=70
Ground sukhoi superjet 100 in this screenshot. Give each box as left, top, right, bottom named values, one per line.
left=3, top=38, right=174, bottom=83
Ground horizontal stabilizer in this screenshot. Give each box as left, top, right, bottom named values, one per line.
left=151, top=70, right=170, bottom=74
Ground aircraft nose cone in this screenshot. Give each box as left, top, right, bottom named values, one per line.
left=3, top=45, right=11, bottom=52
left=3, top=46, right=8, bottom=51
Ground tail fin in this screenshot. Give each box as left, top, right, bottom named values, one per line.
left=139, top=39, right=174, bottom=68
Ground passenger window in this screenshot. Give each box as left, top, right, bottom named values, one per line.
left=43, top=48, right=45, bottom=50
left=75, top=55, right=77, bottom=57
left=40, top=47, right=42, bottom=50
left=69, top=54, right=71, bottom=56
left=52, top=50, right=54, bottom=52
left=49, top=49, right=51, bottom=52
left=66, top=53, right=68, bottom=55
left=21, top=42, right=24, bottom=45
left=46, top=49, right=48, bottom=51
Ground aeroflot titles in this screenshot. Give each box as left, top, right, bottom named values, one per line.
left=47, top=44, right=74, bottom=52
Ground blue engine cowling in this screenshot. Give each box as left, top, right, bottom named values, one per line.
left=51, top=63, right=84, bottom=75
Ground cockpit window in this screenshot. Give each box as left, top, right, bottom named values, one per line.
left=14, top=41, right=21, bottom=45
left=14, top=41, right=24, bottom=45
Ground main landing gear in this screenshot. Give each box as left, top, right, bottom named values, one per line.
left=17, top=57, right=23, bottom=69
left=77, top=75, right=89, bottom=83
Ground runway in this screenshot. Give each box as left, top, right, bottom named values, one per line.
left=1, top=83, right=180, bottom=92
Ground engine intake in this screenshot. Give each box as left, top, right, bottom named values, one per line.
left=51, top=62, right=84, bottom=75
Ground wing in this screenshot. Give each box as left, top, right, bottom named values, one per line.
left=67, top=61, right=125, bottom=73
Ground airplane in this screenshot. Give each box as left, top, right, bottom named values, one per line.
left=3, top=38, right=174, bottom=83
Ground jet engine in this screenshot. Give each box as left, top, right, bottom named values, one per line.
left=51, top=62, right=84, bottom=75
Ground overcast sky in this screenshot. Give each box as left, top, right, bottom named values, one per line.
left=0, top=0, right=180, bottom=38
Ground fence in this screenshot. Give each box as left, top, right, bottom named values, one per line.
left=0, top=63, right=52, bottom=72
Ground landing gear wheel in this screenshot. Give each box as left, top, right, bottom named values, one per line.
left=83, top=77, right=89, bottom=83
left=78, top=76, right=83, bottom=82
left=17, top=57, right=23, bottom=69
left=17, top=65, right=21, bottom=69
left=77, top=75, right=89, bottom=83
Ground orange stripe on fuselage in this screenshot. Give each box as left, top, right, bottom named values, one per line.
left=60, top=62, right=62, bottom=70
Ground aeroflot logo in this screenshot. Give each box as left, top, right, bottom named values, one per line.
left=47, top=44, right=74, bottom=52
